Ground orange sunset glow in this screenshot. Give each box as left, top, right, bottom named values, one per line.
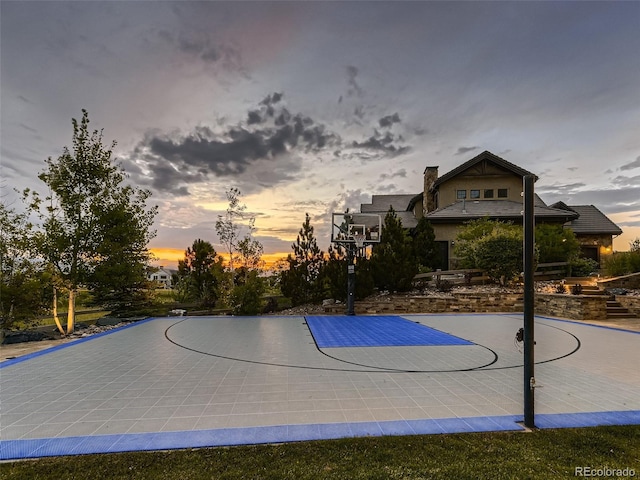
left=150, top=247, right=289, bottom=270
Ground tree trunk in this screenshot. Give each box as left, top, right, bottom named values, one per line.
left=53, top=286, right=65, bottom=336
left=66, top=289, right=76, bottom=334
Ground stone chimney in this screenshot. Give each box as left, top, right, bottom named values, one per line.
left=423, top=166, right=438, bottom=213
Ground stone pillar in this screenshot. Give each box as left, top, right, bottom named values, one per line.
left=423, top=166, right=438, bottom=213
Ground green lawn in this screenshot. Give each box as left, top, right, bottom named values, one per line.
left=2, top=426, right=639, bottom=479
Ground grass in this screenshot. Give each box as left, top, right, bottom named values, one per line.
left=2, top=426, right=639, bottom=479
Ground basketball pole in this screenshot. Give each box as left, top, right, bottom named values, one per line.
left=523, top=174, right=536, bottom=428
left=346, top=243, right=356, bottom=316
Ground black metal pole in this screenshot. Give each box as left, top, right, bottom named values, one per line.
left=346, top=244, right=356, bottom=315
left=523, top=175, right=536, bottom=428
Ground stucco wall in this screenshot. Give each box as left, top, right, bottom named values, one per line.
left=438, top=174, right=522, bottom=207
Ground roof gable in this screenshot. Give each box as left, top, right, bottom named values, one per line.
left=433, top=151, right=538, bottom=189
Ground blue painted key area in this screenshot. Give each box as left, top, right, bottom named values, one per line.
left=306, top=315, right=474, bottom=348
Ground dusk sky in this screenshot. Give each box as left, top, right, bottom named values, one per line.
left=2, top=1, right=639, bottom=269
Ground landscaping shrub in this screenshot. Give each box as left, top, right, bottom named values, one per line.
left=570, top=257, right=599, bottom=277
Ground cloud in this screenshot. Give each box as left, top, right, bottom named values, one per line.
left=611, top=175, right=640, bottom=188
left=157, top=29, right=243, bottom=72
left=619, top=220, right=640, bottom=228
left=376, top=183, right=400, bottom=193
left=379, top=113, right=401, bottom=128
left=620, top=156, right=640, bottom=171
left=536, top=182, right=587, bottom=195
left=539, top=186, right=640, bottom=214
left=351, top=130, right=409, bottom=156
left=455, top=146, right=479, bottom=155
left=379, top=168, right=407, bottom=181
left=346, top=65, right=363, bottom=97
left=125, top=94, right=340, bottom=196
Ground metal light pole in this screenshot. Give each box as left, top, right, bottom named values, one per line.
left=523, top=175, right=536, bottom=428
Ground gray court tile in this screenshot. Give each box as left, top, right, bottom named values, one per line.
left=1, top=314, right=639, bottom=459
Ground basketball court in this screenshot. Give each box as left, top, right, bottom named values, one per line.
left=1, top=312, right=639, bottom=460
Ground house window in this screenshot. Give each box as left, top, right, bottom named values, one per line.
left=470, top=189, right=480, bottom=199
left=497, top=188, right=508, bottom=198
left=456, top=190, right=467, bottom=199
left=484, top=189, right=494, bottom=198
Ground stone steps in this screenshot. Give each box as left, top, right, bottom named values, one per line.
left=561, top=282, right=638, bottom=319
left=606, top=299, right=638, bottom=319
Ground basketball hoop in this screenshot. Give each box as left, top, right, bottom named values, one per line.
left=352, top=234, right=366, bottom=249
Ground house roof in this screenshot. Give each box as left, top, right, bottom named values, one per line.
left=361, top=194, right=417, bottom=213
left=550, top=203, right=623, bottom=235
left=360, top=194, right=419, bottom=228
left=424, top=200, right=578, bottom=223
left=432, top=150, right=538, bottom=189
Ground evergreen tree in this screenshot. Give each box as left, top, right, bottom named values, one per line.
left=318, top=243, right=347, bottom=301
left=177, top=239, right=224, bottom=307
left=370, top=207, right=416, bottom=292
left=280, top=213, right=325, bottom=305
left=411, top=217, right=439, bottom=271
left=318, top=243, right=374, bottom=302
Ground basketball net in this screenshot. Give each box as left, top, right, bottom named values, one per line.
left=352, top=234, right=366, bottom=249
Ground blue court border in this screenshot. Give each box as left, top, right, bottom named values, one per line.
left=1, top=410, right=639, bottom=460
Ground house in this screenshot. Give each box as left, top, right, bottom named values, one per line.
left=147, top=266, right=174, bottom=288
left=360, top=150, right=622, bottom=269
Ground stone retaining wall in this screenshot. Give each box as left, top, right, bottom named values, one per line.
left=616, top=296, right=640, bottom=317
left=324, top=292, right=608, bottom=320
left=598, top=273, right=640, bottom=290
left=326, top=292, right=526, bottom=315
left=534, top=294, right=607, bottom=320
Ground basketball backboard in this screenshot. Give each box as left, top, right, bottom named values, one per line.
left=331, top=212, right=382, bottom=244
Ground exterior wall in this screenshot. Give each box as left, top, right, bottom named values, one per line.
left=437, top=172, right=522, bottom=207
left=431, top=223, right=461, bottom=268
left=575, top=233, right=614, bottom=264
left=148, top=268, right=173, bottom=288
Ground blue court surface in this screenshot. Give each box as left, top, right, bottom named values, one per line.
left=1, top=313, right=639, bottom=460
left=307, top=315, right=473, bottom=347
